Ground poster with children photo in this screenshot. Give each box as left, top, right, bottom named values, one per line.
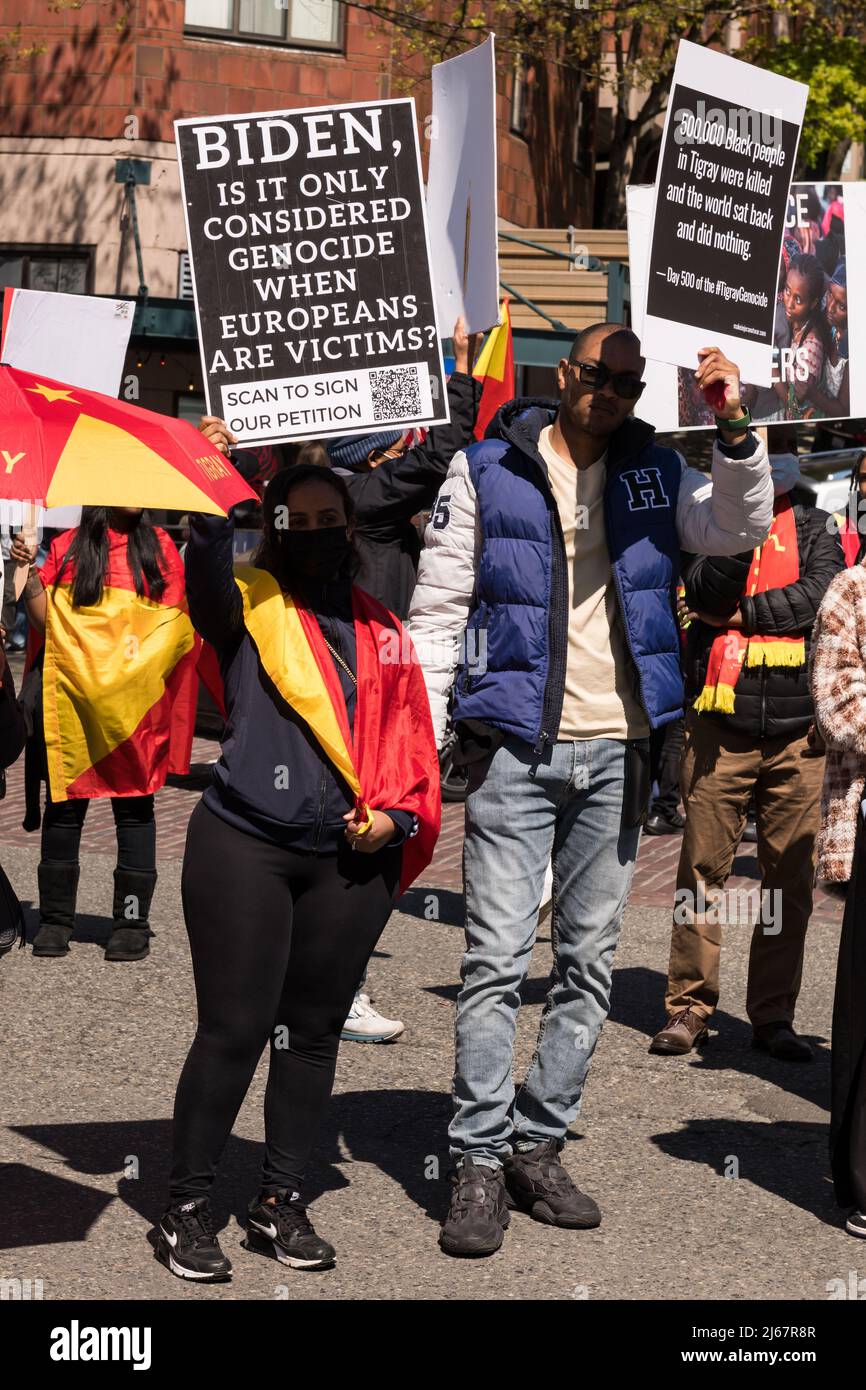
left=676, top=183, right=852, bottom=426
left=627, top=180, right=866, bottom=432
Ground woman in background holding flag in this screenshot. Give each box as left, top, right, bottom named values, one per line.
left=13, top=508, right=197, bottom=962
left=157, top=465, right=439, bottom=1283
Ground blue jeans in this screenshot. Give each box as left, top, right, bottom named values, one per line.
left=449, top=735, right=645, bottom=1166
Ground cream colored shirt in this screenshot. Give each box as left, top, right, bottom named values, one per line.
left=538, top=425, right=649, bottom=741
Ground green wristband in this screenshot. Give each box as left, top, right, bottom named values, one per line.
left=715, top=409, right=751, bottom=431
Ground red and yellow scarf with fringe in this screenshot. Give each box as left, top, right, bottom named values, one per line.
left=694, top=495, right=804, bottom=715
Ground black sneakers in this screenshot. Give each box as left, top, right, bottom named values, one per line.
left=846, top=1209, right=866, bottom=1238
left=245, top=1191, right=336, bottom=1270
left=439, top=1159, right=510, bottom=1257
left=156, top=1198, right=232, bottom=1282
left=504, top=1139, right=602, bottom=1228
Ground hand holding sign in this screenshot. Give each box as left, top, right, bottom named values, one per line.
left=199, top=415, right=237, bottom=456
left=10, top=503, right=39, bottom=599
left=695, top=347, right=748, bottom=439
left=9, top=534, right=38, bottom=568
left=451, top=315, right=482, bottom=375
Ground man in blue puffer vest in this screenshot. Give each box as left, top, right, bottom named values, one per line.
left=408, top=322, right=773, bottom=1257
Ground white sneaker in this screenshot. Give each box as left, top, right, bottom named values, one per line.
left=846, top=1210, right=866, bottom=1238
left=341, top=992, right=405, bottom=1043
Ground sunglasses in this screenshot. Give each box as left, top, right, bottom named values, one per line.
left=569, top=359, right=645, bottom=401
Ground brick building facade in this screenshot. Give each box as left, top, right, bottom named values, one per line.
left=0, top=1, right=594, bottom=414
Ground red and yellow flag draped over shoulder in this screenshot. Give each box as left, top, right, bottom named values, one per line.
left=235, top=567, right=441, bottom=895
left=39, top=527, right=199, bottom=801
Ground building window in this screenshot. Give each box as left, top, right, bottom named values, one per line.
left=510, top=57, right=530, bottom=138
left=0, top=247, right=92, bottom=294
left=185, top=0, right=343, bottom=49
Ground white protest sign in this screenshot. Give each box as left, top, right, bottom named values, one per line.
left=1, top=287, right=133, bottom=396
left=0, top=288, right=134, bottom=539
left=426, top=33, right=500, bottom=336
left=175, top=99, right=449, bottom=446
left=642, top=40, right=808, bottom=384
left=626, top=184, right=679, bottom=430
left=629, top=180, right=863, bottom=431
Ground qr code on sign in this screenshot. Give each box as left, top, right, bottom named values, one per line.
left=370, top=365, right=422, bottom=422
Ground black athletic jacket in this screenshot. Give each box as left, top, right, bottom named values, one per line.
left=186, top=514, right=413, bottom=853
left=682, top=496, right=845, bottom=741
left=340, top=371, right=481, bottom=618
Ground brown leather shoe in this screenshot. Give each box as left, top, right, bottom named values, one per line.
left=649, top=1007, right=709, bottom=1055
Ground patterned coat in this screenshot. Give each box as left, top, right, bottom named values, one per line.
left=810, top=562, right=866, bottom=881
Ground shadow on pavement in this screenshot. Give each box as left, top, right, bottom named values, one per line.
left=9, top=1090, right=456, bottom=1251
left=19, top=899, right=118, bottom=948
left=0, top=1163, right=116, bottom=1249
left=650, top=1118, right=839, bottom=1226
left=397, top=886, right=465, bottom=927
left=610, top=965, right=831, bottom=1112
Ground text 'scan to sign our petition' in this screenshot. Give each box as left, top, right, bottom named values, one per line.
left=175, top=99, right=450, bottom=446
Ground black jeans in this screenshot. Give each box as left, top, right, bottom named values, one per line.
left=650, top=717, right=685, bottom=819
left=169, top=801, right=400, bottom=1203
left=40, top=793, right=156, bottom=870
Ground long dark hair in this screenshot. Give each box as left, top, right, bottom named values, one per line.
left=54, top=508, right=168, bottom=607
left=253, top=464, right=359, bottom=591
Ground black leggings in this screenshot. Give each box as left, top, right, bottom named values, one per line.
left=169, top=801, right=400, bottom=1203
left=40, top=793, right=156, bottom=870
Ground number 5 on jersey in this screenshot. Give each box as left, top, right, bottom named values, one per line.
left=431, top=494, right=452, bottom=530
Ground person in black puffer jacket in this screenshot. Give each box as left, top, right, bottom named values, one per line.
left=325, top=316, right=481, bottom=620
left=650, top=437, right=845, bottom=1063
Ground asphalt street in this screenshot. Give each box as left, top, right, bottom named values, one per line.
left=0, top=833, right=852, bottom=1303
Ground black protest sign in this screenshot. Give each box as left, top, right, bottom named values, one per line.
left=175, top=99, right=448, bottom=445
left=641, top=41, right=807, bottom=382
left=647, top=86, right=800, bottom=340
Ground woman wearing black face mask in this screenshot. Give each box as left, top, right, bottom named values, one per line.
left=158, top=467, right=440, bottom=1284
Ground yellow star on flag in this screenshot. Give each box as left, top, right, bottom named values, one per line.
left=27, top=382, right=79, bottom=404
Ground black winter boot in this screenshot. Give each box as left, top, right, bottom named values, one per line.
left=32, top=861, right=80, bottom=957
left=105, top=867, right=157, bottom=962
